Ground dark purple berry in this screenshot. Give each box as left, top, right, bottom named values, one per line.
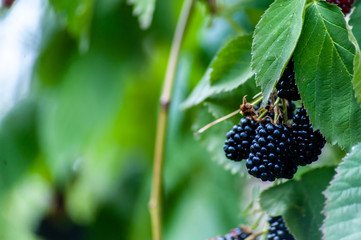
left=276, top=61, right=301, bottom=101
left=291, top=107, right=326, bottom=166
left=208, top=227, right=251, bottom=240
left=224, top=118, right=258, bottom=161
left=246, top=123, right=297, bottom=181
left=267, top=216, right=295, bottom=240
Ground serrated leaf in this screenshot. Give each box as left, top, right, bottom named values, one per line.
left=183, top=36, right=254, bottom=109
left=127, top=0, right=156, bottom=29
left=251, top=0, right=306, bottom=104
left=323, top=143, right=361, bottom=240
left=260, top=167, right=335, bottom=240
left=210, top=35, right=253, bottom=85
left=293, top=1, right=361, bottom=149
left=349, top=1, right=361, bottom=103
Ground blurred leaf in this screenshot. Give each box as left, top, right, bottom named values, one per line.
left=182, top=36, right=254, bottom=108
left=127, top=0, right=156, bottom=29
left=0, top=174, right=51, bottom=240
left=49, top=0, right=95, bottom=51
left=260, top=167, right=336, bottom=240
left=0, top=100, right=40, bottom=193
left=251, top=0, right=306, bottom=104
left=323, top=143, right=361, bottom=240
left=210, top=35, right=253, bottom=85
left=293, top=2, right=361, bottom=150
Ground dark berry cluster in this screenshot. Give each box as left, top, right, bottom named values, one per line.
left=208, top=227, right=251, bottom=240
left=224, top=117, right=258, bottom=161
left=326, top=0, right=355, bottom=14
left=246, top=121, right=297, bottom=181
left=276, top=61, right=301, bottom=101
left=267, top=216, right=295, bottom=240
left=291, top=107, right=326, bottom=166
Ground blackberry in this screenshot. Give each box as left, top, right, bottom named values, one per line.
left=276, top=61, right=301, bottom=101
left=326, top=0, right=355, bottom=14
left=246, top=121, right=297, bottom=181
left=208, top=227, right=251, bottom=240
left=224, top=118, right=258, bottom=161
left=267, top=216, right=295, bottom=240
left=292, top=107, right=326, bottom=166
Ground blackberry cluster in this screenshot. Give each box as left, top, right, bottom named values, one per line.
left=208, top=227, right=251, bottom=240
left=326, top=0, right=355, bottom=14
left=246, top=121, right=297, bottom=181
left=267, top=216, right=295, bottom=240
left=224, top=118, right=258, bottom=161
left=276, top=61, right=301, bottom=101
left=292, top=107, right=326, bottom=166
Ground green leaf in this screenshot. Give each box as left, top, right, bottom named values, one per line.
left=210, top=35, right=253, bottom=85
left=323, top=143, right=361, bottom=240
left=260, top=167, right=336, bottom=240
left=182, top=35, right=254, bottom=108
left=251, top=0, right=306, bottom=104
left=127, top=0, right=156, bottom=29
left=293, top=2, right=361, bottom=149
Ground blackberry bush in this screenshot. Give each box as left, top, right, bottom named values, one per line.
left=267, top=216, right=295, bottom=240
left=276, top=61, right=301, bottom=101
left=246, top=121, right=297, bottom=181
left=292, top=107, right=326, bottom=166
left=326, top=0, right=355, bottom=14
left=224, top=117, right=258, bottom=161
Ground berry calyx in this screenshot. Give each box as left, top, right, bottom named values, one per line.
left=292, top=107, right=326, bottom=166
left=276, top=61, right=301, bottom=101
left=267, top=216, right=295, bottom=240
left=326, top=0, right=355, bottom=15
left=224, top=117, right=258, bottom=161
left=246, top=121, right=297, bottom=181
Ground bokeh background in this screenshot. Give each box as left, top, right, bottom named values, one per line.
left=0, top=0, right=257, bottom=239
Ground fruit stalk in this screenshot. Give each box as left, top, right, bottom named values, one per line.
left=149, top=0, right=194, bottom=239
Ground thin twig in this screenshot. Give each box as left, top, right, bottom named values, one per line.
left=245, top=230, right=267, bottom=240
left=194, top=109, right=241, bottom=135
left=149, top=0, right=194, bottom=240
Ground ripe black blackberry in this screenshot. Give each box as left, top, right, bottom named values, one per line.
left=224, top=117, right=258, bottom=161
left=246, top=121, right=297, bottom=181
left=208, top=227, right=251, bottom=240
left=326, top=0, right=355, bottom=14
left=267, top=216, right=295, bottom=240
left=292, top=107, right=326, bottom=166
left=276, top=61, right=301, bottom=101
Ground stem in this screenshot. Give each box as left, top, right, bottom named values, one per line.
left=194, top=109, right=240, bottom=135
left=149, top=0, right=194, bottom=239
left=258, top=109, right=268, bottom=119
left=282, top=99, right=288, bottom=123
left=251, top=95, right=263, bottom=106
left=245, top=230, right=267, bottom=240
left=225, top=15, right=246, bottom=35
left=252, top=91, right=263, bottom=99
left=274, top=97, right=280, bottom=123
